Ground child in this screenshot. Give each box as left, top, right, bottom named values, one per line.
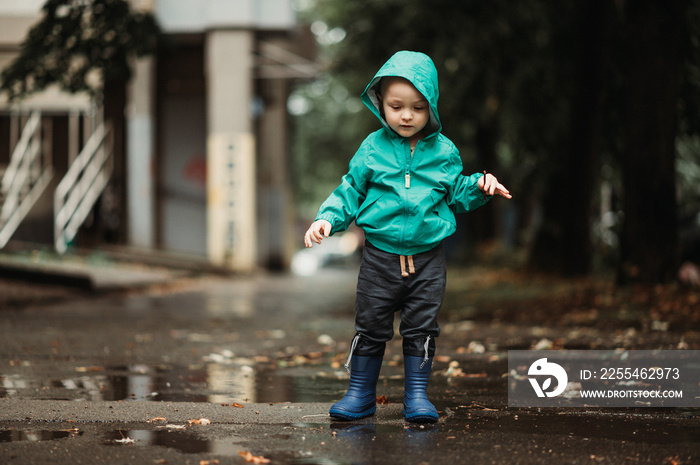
left=304, top=51, right=511, bottom=423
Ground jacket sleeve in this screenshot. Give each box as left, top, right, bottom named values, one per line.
left=314, top=143, right=369, bottom=234
left=446, top=151, right=491, bottom=213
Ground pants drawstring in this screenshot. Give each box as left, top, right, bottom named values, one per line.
left=400, top=255, right=415, bottom=277
left=420, top=335, right=431, bottom=369
left=344, top=334, right=360, bottom=373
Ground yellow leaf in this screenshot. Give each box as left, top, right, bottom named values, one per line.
left=238, top=451, right=271, bottom=464
left=187, top=418, right=212, bottom=426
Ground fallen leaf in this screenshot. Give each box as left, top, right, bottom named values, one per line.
left=75, top=366, right=104, bottom=373
left=532, top=338, right=553, bottom=350
left=233, top=402, right=244, bottom=408
left=376, top=395, right=390, bottom=404
left=156, top=424, right=186, bottom=430
left=59, top=427, right=81, bottom=438
left=187, top=418, right=212, bottom=426
left=115, top=430, right=135, bottom=444
left=467, top=341, right=485, bottom=354
left=445, top=362, right=464, bottom=377
left=199, top=460, right=220, bottom=465
left=59, top=428, right=80, bottom=433
left=147, top=416, right=168, bottom=423
left=238, top=451, right=271, bottom=464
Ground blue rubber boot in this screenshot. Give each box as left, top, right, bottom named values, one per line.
left=329, top=355, right=383, bottom=421
left=403, top=355, right=439, bottom=423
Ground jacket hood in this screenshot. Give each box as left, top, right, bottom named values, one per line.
left=361, top=51, right=441, bottom=138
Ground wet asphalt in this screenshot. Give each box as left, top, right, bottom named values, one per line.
left=0, top=260, right=699, bottom=464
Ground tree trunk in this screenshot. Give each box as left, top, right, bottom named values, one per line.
left=79, top=78, right=127, bottom=246
left=471, top=111, right=499, bottom=242
left=618, top=0, right=687, bottom=284
left=559, top=0, right=610, bottom=275
left=530, top=0, right=609, bottom=275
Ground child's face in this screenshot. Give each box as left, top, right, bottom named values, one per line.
left=379, top=77, right=430, bottom=144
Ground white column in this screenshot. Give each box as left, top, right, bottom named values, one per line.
left=205, top=30, right=257, bottom=271
left=126, top=56, right=156, bottom=248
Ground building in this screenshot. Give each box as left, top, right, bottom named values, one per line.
left=0, top=0, right=315, bottom=272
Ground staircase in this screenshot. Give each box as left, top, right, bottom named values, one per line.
left=0, top=112, right=53, bottom=247
left=54, top=121, right=113, bottom=253
left=0, top=110, right=114, bottom=253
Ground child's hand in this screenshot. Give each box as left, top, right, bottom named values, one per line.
left=479, top=173, right=512, bottom=199
left=304, top=219, right=332, bottom=248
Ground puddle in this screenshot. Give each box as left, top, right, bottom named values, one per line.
left=103, top=424, right=411, bottom=458
left=3, top=357, right=489, bottom=405
left=1, top=358, right=499, bottom=405
left=105, top=429, right=245, bottom=455
left=1, top=362, right=355, bottom=403
left=0, top=429, right=83, bottom=443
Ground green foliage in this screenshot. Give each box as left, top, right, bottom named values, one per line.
left=290, top=76, right=370, bottom=218
left=0, top=0, right=161, bottom=101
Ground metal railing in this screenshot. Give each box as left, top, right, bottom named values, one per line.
left=0, top=112, right=54, bottom=247
left=54, top=122, right=114, bottom=253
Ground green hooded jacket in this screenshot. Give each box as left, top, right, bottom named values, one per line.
left=315, top=51, right=490, bottom=255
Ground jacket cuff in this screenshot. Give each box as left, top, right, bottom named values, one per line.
left=315, top=213, right=338, bottom=233
left=470, top=173, right=491, bottom=206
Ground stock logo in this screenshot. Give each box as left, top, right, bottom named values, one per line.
left=528, top=358, right=568, bottom=398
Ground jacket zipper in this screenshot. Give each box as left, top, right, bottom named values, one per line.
left=405, top=140, right=416, bottom=188
left=399, top=140, right=415, bottom=251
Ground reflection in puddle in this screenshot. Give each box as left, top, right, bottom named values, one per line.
left=103, top=424, right=414, bottom=460
left=1, top=374, right=36, bottom=397
left=105, top=429, right=245, bottom=455
left=1, top=362, right=350, bottom=403
left=0, top=429, right=83, bottom=442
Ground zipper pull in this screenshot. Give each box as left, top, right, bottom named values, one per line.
left=405, top=173, right=411, bottom=189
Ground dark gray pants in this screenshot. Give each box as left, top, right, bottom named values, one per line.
left=353, top=240, right=446, bottom=358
